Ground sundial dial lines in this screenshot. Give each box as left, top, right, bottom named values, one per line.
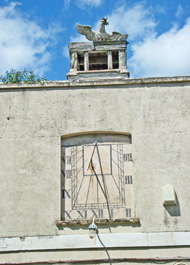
left=61, top=135, right=135, bottom=221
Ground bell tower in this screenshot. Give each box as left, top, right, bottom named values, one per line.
left=67, top=18, right=130, bottom=80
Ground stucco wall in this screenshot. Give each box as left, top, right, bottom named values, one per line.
left=0, top=77, right=190, bottom=239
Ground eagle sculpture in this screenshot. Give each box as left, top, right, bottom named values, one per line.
left=76, top=18, right=128, bottom=42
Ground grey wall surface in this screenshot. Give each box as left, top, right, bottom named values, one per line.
left=0, top=77, right=190, bottom=239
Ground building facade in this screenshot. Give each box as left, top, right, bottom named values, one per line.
left=0, top=19, right=190, bottom=265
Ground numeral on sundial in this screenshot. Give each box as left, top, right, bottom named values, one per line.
left=61, top=152, right=65, bottom=162
left=62, top=189, right=71, bottom=198
left=125, top=176, right=133, bottom=184
left=66, top=156, right=71, bottom=164
left=77, top=210, right=87, bottom=219
left=126, top=208, right=132, bottom=217
left=98, top=209, right=103, bottom=218
left=91, top=210, right=98, bottom=218
left=123, top=153, right=132, bottom=162
left=61, top=169, right=65, bottom=178
left=66, top=170, right=72, bottom=178
left=64, top=210, right=72, bottom=219
left=111, top=209, right=114, bottom=218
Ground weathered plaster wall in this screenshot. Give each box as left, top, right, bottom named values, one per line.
left=0, top=245, right=190, bottom=265
left=0, top=78, right=190, bottom=239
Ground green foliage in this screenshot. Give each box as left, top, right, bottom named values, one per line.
left=0, top=69, right=47, bottom=84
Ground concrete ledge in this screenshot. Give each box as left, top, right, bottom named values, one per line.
left=0, top=232, right=190, bottom=252
left=67, top=69, right=130, bottom=81
left=0, top=76, right=190, bottom=90
left=56, top=218, right=140, bottom=226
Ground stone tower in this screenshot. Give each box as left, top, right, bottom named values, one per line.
left=67, top=18, right=130, bottom=80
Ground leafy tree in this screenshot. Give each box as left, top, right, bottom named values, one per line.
left=0, top=69, right=47, bottom=84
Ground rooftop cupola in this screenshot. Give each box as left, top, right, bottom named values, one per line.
left=67, top=18, right=130, bottom=81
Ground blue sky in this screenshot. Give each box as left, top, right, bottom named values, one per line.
left=0, top=0, right=190, bottom=80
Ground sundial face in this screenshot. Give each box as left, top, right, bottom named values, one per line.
left=61, top=135, right=134, bottom=220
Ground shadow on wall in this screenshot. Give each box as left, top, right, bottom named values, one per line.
left=164, top=195, right=181, bottom=217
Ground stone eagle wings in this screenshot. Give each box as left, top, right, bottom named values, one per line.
left=76, top=18, right=128, bottom=42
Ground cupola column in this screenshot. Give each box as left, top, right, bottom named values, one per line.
left=70, top=52, right=78, bottom=71
left=119, top=50, right=126, bottom=69
left=84, top=52, right=89, bottom=71
left=108, top=51, right=113, bottom=69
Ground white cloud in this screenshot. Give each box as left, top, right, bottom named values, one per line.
left=63, top=0, right=71, bottom=10
left=0, top=2, right=63, bottom=75
left=106, top=3, right=156, bottom=40
left=175, top=5, right=184, bottom=19
left=128, top=17, right=190, bottom=77
left=76, top=0, right=103, bottom=9
left=64, top=0, right=103, bottom=9
left=105, top=2, right=190, bottom=77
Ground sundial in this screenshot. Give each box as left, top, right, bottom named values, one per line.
left=61, top=135, right=135, bottom=221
